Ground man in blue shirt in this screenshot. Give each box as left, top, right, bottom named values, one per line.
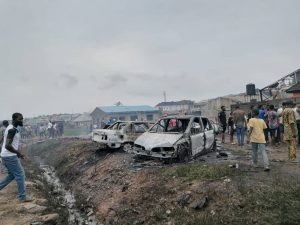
left=258, top=105, right=265, bottom=119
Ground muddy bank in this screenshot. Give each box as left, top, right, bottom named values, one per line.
left=25, top=138, right=300, bottom=225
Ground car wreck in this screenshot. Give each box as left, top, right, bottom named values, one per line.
left=92, top=121, right=150, bottom=151
left=132, top=115, right=216, bottom=161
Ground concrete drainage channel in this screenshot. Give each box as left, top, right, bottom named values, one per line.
left=34, top=156, right=97, bottom=225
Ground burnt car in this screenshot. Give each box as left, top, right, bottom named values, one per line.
left=92, top=121, right=150, bottom=151
left=132, top=115, right=216, bottom=161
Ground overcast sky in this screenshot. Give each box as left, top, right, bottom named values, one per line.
left=0, top=0, right=299, bottom=119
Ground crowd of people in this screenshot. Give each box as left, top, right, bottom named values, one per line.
left=218, top=100, right=299, bottom=171
left=45, top=121, right=64, bottom=139
left=0, top=121, right=65, bottom=141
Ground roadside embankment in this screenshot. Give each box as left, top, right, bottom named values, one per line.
left=23, top=138, right=300, bottom=225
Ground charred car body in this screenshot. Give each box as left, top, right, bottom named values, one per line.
left=92, top=121, right=150, bottom=151
left=132, top=116, right=216, bottom=161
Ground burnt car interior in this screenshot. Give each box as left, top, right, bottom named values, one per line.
left=110, top=122, right=126, bottom=130
left=191, top=117, right=202, bottom=135
left=122, top=123, right=149, bottom=133
left=201, top=117, right=212, bottom=131
left=150, top=118, right=190, bottom=133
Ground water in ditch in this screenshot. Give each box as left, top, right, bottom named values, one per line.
left=34, top=156, right=97, bottom=225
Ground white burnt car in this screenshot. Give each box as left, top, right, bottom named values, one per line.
left=132, top=115, right=216, bottom=161
left=92, top=121, right=150, bottom=151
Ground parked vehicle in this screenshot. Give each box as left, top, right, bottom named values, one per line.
left=132, top=115, right=216, bottom=161
left=92, top=121, right=150, bottom=151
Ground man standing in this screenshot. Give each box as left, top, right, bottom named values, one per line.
left=248, top=109, right=270, bottom=171
left=0, top=120, right=9, bottom=173
left=233, top=105, right=247, bottom=147
left=0, top=120, right=9, bottom=145
left=47, top=120, right=53, bottom=139
left=293, top=104, right=300, bottom=145
left=0, top=113, right=32, bottom=202
left=228, top=112, right=236, bottom=145
left=218, top=106, right=227, bottom=143
left=258, top=105, right=265, bottom=119
left=267, top=105, right=279, bottom=146
left=277, top=102, right=286, bottom=143
left=282, top=101, right=298, bottom=161
left=247, top=105, right=255, bottom=122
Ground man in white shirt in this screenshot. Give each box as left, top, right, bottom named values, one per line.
left=47, top=121, right=53, bottom=139
left=293, top=104, right=300, bottom=145
left=0, top=113, right=32, bottom=202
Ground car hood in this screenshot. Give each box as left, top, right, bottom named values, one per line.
left=135, top=132, right=183, bottom=150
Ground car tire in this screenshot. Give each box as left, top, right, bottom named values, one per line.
left=177, top=143, right=191, bottom=163
left=123, top=143, right=133, bottom=152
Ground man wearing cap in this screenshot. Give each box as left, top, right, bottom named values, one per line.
left=282, top=101, right=298, bottom=161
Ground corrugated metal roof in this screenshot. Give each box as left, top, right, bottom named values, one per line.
left=97, top=105, right=159, bottom=114
left=286, top=82, right=300, bottom=93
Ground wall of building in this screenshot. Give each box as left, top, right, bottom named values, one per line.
left=194, top=97, right=240, bottom=121
left=158, top=104, right=193, bottom=113
left=91, top=108, right=161, bottom=128
left=103, top=112, right=160, bottom=122
left=90, top=108, right=107, bottom=127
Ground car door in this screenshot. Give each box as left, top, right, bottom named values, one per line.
left=190, top=117, right=205, bottom=156
left=201, top=117, right=215, bottom=149
left=131, top=123, right=147, bottom=140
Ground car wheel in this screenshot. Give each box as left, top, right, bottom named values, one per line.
left=123, top=143, right=133, bottom=152
left=177, top=143, right=191, bottom=163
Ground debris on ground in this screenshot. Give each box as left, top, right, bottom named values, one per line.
left=190, top=196, right=209, bottom=210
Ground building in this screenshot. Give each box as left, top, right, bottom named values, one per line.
left=155, top=100, right=194, bottom=114
left=90, top=105, right=160, bottom=127
left=73, top=113, right=93, bottom=127
left=193, top=97, right=241, bottom=121
left=286, top=81, right=300, bottom=98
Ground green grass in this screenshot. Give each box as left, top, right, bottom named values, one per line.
left=174, top=163, right=235, bottom=181
left=230, top=176, right=300, bottom=225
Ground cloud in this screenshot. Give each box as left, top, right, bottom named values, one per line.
left=20, top=76, right=30, bottom=83
left=59, top=74, right=79, bottom=88
left=98, top=73, right=128, bottom=89
left=0, top=0, right=300, bottom=118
